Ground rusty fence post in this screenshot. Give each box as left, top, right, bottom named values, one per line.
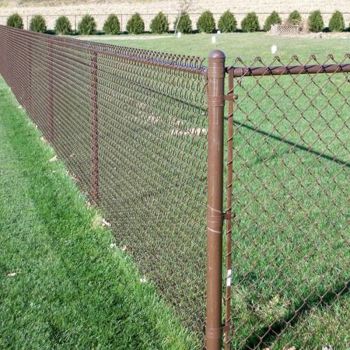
left=90, top=51, right=99, bottom=205
left=206, top=50, right=226, bottom=350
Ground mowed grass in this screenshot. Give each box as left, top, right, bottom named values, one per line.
left=93, top=33, right=350, bottom=349
left=95, top=32, right=350, bottom=64
left=0, top=77, right=197, bottom=349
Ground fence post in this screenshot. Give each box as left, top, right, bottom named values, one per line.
left=90, top=51, right=99, bottom=205
left=224, top=68, right=234, bottom=350
left=28, top=39, right=32, bottom=117
left=206, top=50, right=226, bottom=350
left=48, top=38, right=54, bottom=142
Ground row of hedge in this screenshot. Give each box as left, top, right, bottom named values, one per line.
left=6, top=10, right=350, bottom=35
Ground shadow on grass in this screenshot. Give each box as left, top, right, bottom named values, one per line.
left=230, top=118, right=350, bottom=348
left=233, top=119, right=350, bottom=168
left=242, top=280, right=350, bottom=349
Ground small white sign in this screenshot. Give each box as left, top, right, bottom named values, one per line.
left=271, top=45, right=278, bottom=55
left=226, top=269, right=232, bottom=287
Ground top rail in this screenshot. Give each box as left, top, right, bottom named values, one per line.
left=2, top=25, right=350, bottom=78
left=226, top=63, right=350, bottom=77
left=0, top=25, right=206, bottom=75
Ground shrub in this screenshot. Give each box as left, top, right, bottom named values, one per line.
left=288, top=10, right=302, bottom=25
left=241, top=12, right=260, bottom=32
left=174, top=12, right=192, bottom=33
left=329, top=11, right=345, bottom=32
left=150, top=12, right=169, bottom=34
left=264, top=11, right=282, bottom=31
left=308, top=10, right=324, bottom=32
left=126, top=13, right=145, bottom=34
left=218, top=10, right=237, bottom=33
left=78, top=14, right=96, bottom=35
left=55, top=16, right=72, bottom=35
left=103, top=14, right=120, bottom=34
left=196, top=10, right=215, bottom=33
left=30, top=15, right=46, bottom=33
left=7, top=13, right=23, bottom=29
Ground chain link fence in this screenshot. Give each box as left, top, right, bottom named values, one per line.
left=0, top=25, right=350, bottom=349
left=224, top=55, right=350, bottom=350
left=0, top=25, right=208, bottom=347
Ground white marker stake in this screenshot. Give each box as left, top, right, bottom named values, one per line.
left=271, top=44, right=278, bottom=55
left=211, top=35, right=217, bottom=44
left=177, top=32, right=182, bottom=38
left=226, top=269, right=232, bottom=287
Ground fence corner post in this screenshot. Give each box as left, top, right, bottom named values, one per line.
left=206, top=49, right=226, bottom=350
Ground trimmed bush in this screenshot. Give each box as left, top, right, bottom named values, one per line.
left=126, top=13, right=145, bottom=34
left=329, top=11, right=345, bottom=32
left=174, top=12, right=192, bottom=34
left=103, top=14, right=120, bottom=34
left=308, top=10, right=324, bottom=32
left=150, top=12, right=169, bottom=34
left=7, top=13, right=24, bottom=29
left=30, top=15, right=46, bottom=33
left=55, top=16, right=72, bottom=35
left=218, top=10, right=237, bottom=33
left=241, top=12, right=260, bottom=32
left=288, top=10, right=302, bottom=25
left=196, top=10, right=215, bottom=33
left=78, top=14, right=96, bottom=35
left=264, top=11, right=282, bottom=31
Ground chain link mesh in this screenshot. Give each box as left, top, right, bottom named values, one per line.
left=0, top=25, right=208, bottom=346
left=226, top=55, right=350, bottom=350
left=1, top=25, right=350, bottom=349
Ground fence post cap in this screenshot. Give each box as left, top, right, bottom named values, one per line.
left=208, top=50, right=226, bottom=60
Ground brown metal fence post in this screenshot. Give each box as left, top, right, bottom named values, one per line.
left=48, top=38, right=54, bottom=142
left=206, top=50, right=226, bottom=350
left=224, top=68, right=234, bottom=350
left=28, top=39, right=32, bottom=117
left=90, top=51, right=99, bottom=205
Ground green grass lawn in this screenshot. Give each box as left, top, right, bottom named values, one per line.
left=93, top=32, right=350, bottom=64
left=91, top=33, right=350, bottom=349
left=0, top=77, right=196, bottom=349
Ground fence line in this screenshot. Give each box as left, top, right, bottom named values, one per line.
left=0, top=25, right=349, bottom=349
left=0, top=25, right=209, bottom=347
left=224, top=53, right=350, bottom=349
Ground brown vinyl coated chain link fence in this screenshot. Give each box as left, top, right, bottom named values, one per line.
left=0, top=25, right=208, bottom=347
left=224, top=56, right=350, bottom=350
left=0, top=25, right=350, bottom=350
